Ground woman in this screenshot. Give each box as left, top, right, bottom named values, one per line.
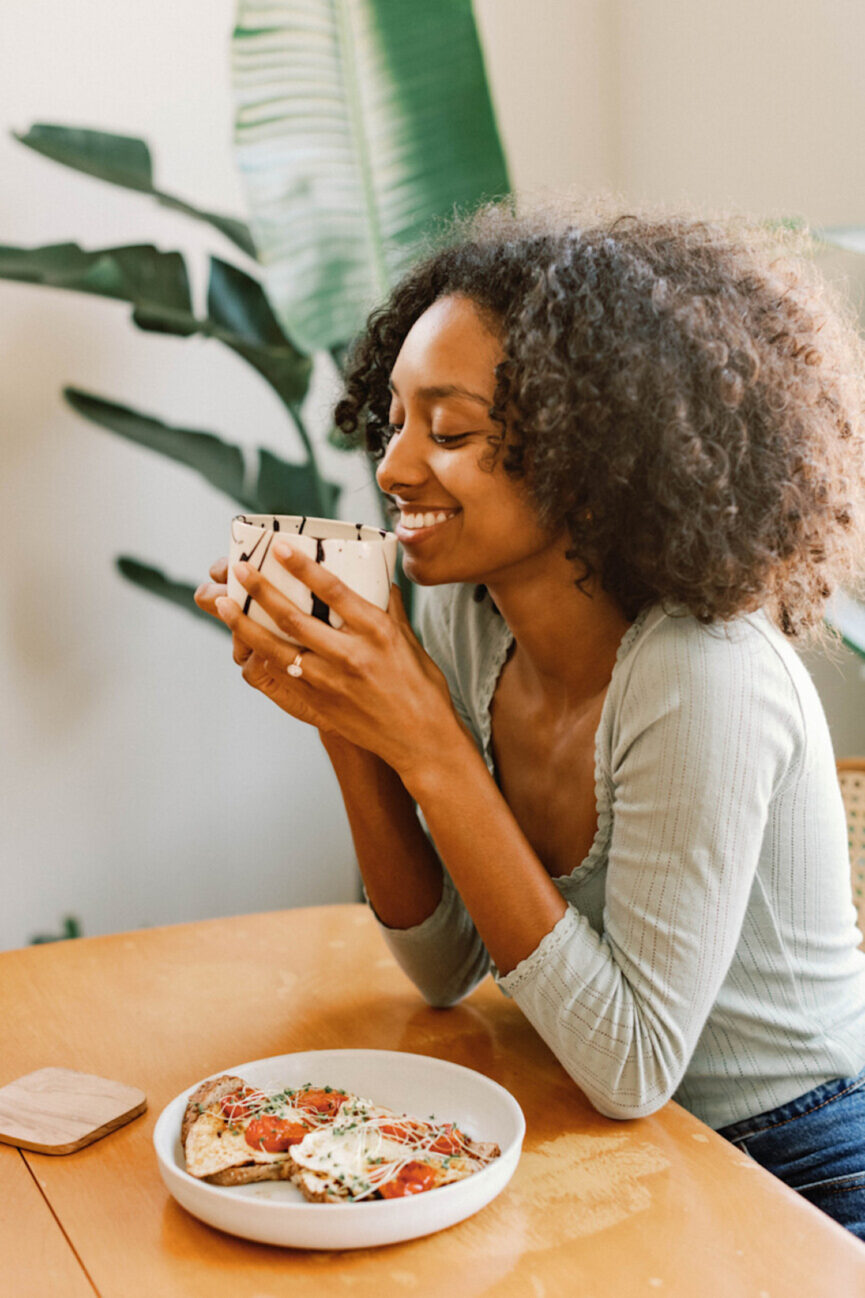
left=195, top=199, right=865, bottom=1237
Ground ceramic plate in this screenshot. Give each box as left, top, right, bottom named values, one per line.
left=153, top=1049, right=525, bottom=1250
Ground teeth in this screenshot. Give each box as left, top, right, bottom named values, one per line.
left=400, top=510, right=457, bottom=530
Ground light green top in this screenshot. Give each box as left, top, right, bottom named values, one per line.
left=374, top=582, right=865, bottom=1130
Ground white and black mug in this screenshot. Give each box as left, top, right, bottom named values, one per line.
left=227, top=514, right=399, bottom=646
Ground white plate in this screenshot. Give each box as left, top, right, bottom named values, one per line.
left=153, top=1049, right=525, bottom=1250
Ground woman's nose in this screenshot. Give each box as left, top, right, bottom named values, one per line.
left=375, top=425, right=428, bottom=496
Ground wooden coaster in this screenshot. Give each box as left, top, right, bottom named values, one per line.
left=0, top=1067, right=147, bottom=1155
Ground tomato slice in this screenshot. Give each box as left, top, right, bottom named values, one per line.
left=429, top=1124, right=465, bottom=1156
left=295, top=1088, right=348, bottom=1117
left=220, top=1088, right=259, bottom=1122
left=378, top=1161, right=439, bottom=1198
left=378, top=1120, right=418, bottom=1144
left=244, top=1115, right=308, bottom=1153
left=378, top=1119, right=464, bottom=1155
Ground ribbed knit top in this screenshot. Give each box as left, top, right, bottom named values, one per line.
left=375, top=582, right=865, bottom=1129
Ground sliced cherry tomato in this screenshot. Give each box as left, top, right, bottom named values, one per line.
left=295, top=1088, right=348, bottom=1116
left=378, top=1161, right=439, bottom=1198
left=220, top=1088, right=259, bottom=1122
left=378, top=1121, right=418, bottom=1144
left=429, top=1124, right=465, bottom=1156
left=244, top=1115, right=308, bottom=1153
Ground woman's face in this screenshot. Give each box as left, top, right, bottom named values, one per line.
left=376, top=294, right=564, bottom=588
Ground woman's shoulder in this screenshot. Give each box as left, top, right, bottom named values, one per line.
left=618, top=603, right=807, bottom=706
left=610, top=602, right=819, bottom=775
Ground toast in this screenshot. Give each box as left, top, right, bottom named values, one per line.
left=181, top=1073, right=299, bottom=1185
left=180, top=1075, right=501, bottom=1199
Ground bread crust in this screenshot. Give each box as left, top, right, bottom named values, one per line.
left=180, top=1074, right=247, bottom=1149
left=205, top=1161, right=296, bottom=1187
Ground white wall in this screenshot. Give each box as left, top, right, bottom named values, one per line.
left=0, top=0, right=380, bottom=948
left=2, top=0, right=864, bottom=949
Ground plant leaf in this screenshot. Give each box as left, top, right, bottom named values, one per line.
left=0, top=241, right=313, bottom=407
left=813, top=226, right=865, bottom=255
left=64, top=387, right=341, bottom=517
left=116, top=556, right=225, bottom=628
left=253, top=449, right=341, bottom=516
left=30, top=916, right=83, bottom=945
left=0, top=241, right=194, bottom=321
left=14, top=124, right=256, bottom=257
left=230, top=0, right=510, bottom=352
left=825, top=589, right=865, bottom=662
left=206, top=256, right=312, bottom=407
left=327, top=424, right=359, bottom=452
left=64, top=387, right=252, bottom=504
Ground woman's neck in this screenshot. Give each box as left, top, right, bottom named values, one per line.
left=484, top=538, right=634, bottom=713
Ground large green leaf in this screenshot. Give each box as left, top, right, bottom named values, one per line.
left=64, top=387, right=341, bottom=516
left=14, top=124, right=256, bottom=257
left=205, top=256, right=313, bottom=415
left=116, top=556, right=224, bottom=628
left=0, top=242, right=313, bottom=407
left=0, top=241, right=194, bottom=322
left=230, top=0, right=510, bottom=352
left=64, top=388, right=247, bottom=501
left=255, top=448, right=341, bottom=516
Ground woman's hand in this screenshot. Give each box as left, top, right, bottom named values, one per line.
left=193, top=557, right=251, bottom=666
left=202, top=540, right=465, bottom=784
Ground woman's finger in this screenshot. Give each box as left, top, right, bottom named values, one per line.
left=215, top=595, right=311, bottom=673
left=232, top=632, right=252, bottom=665
left=269, top=540, right=386, bottom=637
left=194, top=569, right=252, bottom=662
left=193, top=579, right=226, bottom=619
left=209, top=557, right=229, bottom=582
left=239, top=650, right=335, bottom=733
left=231, top=559, right=366, bottom=662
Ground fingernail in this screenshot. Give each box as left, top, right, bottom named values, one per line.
left=273, top=540, right=295, bottom=560
left=234, top=561, right=250, bottom=580
left=215, top=597, right=231, bottom=617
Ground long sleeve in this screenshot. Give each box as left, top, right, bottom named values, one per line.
left=494, top=614, right=801, bottom=1120
left=370, top=585, right=491, bottom=1005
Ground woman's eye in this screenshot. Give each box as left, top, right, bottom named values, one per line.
left=431, top=433, right=469, bottom=446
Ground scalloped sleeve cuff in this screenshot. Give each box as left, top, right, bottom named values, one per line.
left=364, top=871, right=491, bottom=1007
left=493, top=906, right=583, bottom=999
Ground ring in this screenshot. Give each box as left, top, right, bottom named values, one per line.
left=286, top=651, right=304, bottom=679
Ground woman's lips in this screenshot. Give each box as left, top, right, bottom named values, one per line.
left=394, top=511, right=461, bottom=544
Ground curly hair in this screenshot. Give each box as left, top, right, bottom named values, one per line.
left=334, top=195, right=865, bottom=639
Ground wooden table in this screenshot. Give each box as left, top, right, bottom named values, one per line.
left=2, top=905, right=863, bottom=1297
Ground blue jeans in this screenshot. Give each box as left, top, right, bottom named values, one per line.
left=717, top=1067, right=865, bottom=1242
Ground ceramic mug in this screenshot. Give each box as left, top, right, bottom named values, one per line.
left=227, top=514, right=399, bottom=646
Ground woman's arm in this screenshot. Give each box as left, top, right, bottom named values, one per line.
left=320, top=733, right=443, bottom=927
left=198, top=556, right=493, bottom=1005
left=320, top=733, right=493, bottom=1005
left=325, top=720, right=569, bottom=979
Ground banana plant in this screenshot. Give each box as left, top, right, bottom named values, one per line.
left=0, top=0, right=509, bottom=627
left=231, top=0, right=509, bottom=354
left=811, top=226, right=865, bottom=661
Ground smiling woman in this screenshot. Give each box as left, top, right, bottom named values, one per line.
left=376, top=295, right=573, bottom=598
left=197, top=195, right=865, bottom=1240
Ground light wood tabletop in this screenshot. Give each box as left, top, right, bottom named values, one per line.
left=2, top=904, right=863, bottom=1297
